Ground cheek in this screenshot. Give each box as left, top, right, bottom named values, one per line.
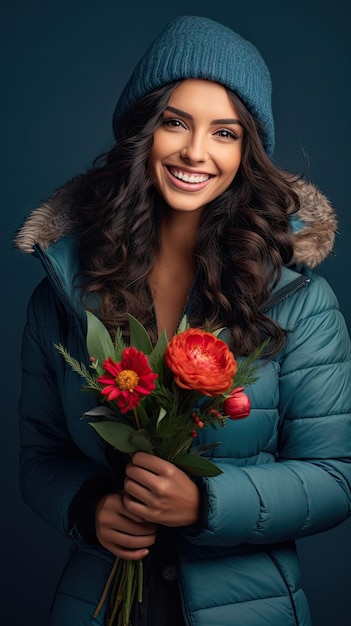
left=149, top=136, right=165, bottom=176
left=152, top=130, right=182, bottom=161
left=224, top=150, right=242, bottom=178
left=148, top=145, right=162, bottom=182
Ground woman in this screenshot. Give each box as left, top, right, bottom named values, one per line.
left=14, top=15, right=351, bottom=626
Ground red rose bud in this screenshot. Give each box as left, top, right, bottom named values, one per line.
left=223, top=387, right=251, bottom=420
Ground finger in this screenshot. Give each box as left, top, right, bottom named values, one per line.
left=125, top=462, right=174, bottom=492
left=101, top=527, right=157, bottom=550
left=97, top=523, right=157, bottom=558
left=96, top=493, right=155, bottom=529
left=123, top=492, right=157, bottom=522
left=99, top=510, right=157, bottom=536
left=124, top=466, right=177, bottom=502
left=100, top=493, right=149, bottom=524
left=118, top=501, right=155, bottom=526
left=104, top=544, right=151, bottom=561
left=123, top=477, right=154, bottom=506
left=130, top=452, right=174, bottom=476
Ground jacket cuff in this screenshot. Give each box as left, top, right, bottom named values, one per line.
left=68, top=474, right=117, bottom=545
left=187, top=477, right=210, bottom=533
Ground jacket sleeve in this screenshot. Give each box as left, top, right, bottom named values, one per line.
left=186, top=272, right=351, bottom=546
left=18, top=279, right=113, bottom=539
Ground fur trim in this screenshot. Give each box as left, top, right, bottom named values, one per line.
left=291, top=179, right=337, bottom=269
left=13, top=175, right=337, bottom=268
left=13, top=175, right=84, bottom=254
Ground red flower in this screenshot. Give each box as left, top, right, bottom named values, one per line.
left=165, top=328, right=237, bottom=395
left=98, top=347, right=158, bottom=414
left=223, top=387, right=251, bottom=420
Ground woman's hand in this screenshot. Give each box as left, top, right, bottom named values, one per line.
left=123, top=452, right=200, bottom=527
left=95, top=492, right=157, bottom=560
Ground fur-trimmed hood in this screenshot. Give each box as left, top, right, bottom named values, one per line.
left=13, top=175, right=337, bottom=269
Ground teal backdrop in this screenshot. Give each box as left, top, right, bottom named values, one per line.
left=2, top=1, right=350, bottom=624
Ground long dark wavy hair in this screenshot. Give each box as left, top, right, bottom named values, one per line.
left=75, top=81, right=299, bottom=357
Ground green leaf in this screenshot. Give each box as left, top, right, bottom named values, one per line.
left=83, top=406, right=117, bottom=419
left=216, top=327, right=231, bottom=342
left=172, top=452, right=223, bottom=477
left=190, top=442, right=222, bottom=455
left=127, top=314, right=153, bottom=354
left=85, top=311, right=115, bottom=364
left=55, top=343, right=101, bottom=382
left=130, top=429, right=154, bottom=454
left=148, top=330, right=168, bottom=373
left=213, top=327, right=226, bottom=338
left=114, top=327, right=126, bottom=362
left=134, top=404, right=150, bottom=429
left=232, top=338, right=270, bottom=388
left=156, top=407, right=167, bottom=428
left=89, top=421, right=139, bottom=453
left=154, top=417, right=176, bottom=438
left=177, top=315, right=189, bottom=333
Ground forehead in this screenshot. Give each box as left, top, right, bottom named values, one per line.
left=167, top=79, right=240, bottom=118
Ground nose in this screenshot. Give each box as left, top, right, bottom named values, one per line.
left=180, top=132, right=208, bottom=164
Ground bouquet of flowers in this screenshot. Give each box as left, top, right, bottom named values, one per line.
left=56, top=313, right=265, bottom=626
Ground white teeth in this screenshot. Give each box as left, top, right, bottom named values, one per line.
left=170, top=168, right=209, bottom=183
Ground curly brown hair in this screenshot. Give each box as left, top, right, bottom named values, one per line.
left=75, top=82, right=299, bottom=357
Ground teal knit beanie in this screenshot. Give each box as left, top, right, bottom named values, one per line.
left=113, top=15, right=274, bottom=155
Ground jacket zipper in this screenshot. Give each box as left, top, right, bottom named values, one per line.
left=262, top=275, right=310, bottom=313
left=34, top=243, right=83, bottom=323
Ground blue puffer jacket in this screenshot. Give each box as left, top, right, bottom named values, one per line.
left=14, top=176, right=351, bottom=626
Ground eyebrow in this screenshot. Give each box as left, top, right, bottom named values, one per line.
left=165, top=105, right=243, bottom=127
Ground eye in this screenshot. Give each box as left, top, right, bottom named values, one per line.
left=215, top=129, right=240, bottom=140
left=162, top=117, right=186, bottom=129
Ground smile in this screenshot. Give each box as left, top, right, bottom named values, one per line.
left=168, top=167, right=210, bottom=184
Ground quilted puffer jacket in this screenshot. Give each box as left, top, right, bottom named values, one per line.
left=14, top=176, right=351, bottom=626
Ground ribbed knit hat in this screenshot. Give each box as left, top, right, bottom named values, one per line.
left=113, top=15, right=274, bottom=155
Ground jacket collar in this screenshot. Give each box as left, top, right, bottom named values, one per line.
left=13, top=173, right=337, bottom=269
left=13, top=173, right=336, bottom=318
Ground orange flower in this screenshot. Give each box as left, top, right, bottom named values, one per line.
left=223, top=387, right=251, bottom=420
left=165, top=328, right=237, bottom=395
left=98, top=347, right=158, bottom=413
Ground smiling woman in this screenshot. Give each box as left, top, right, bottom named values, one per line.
left=13, top=13, right=351, bottom=626
left=149, top=79, right=243, bottom=212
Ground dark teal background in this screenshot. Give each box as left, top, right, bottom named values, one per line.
left=2, top=1, right=350, bottom=624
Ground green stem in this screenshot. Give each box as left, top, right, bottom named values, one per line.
left=109, top=561, right=128, bottom=625
left=123, top=561, right=135, bottom=626
left=133, top=408, right=141, bottom=430
left=137, top=559, right=143, bottom=603
left=93, top=557, right=119, bottom=618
